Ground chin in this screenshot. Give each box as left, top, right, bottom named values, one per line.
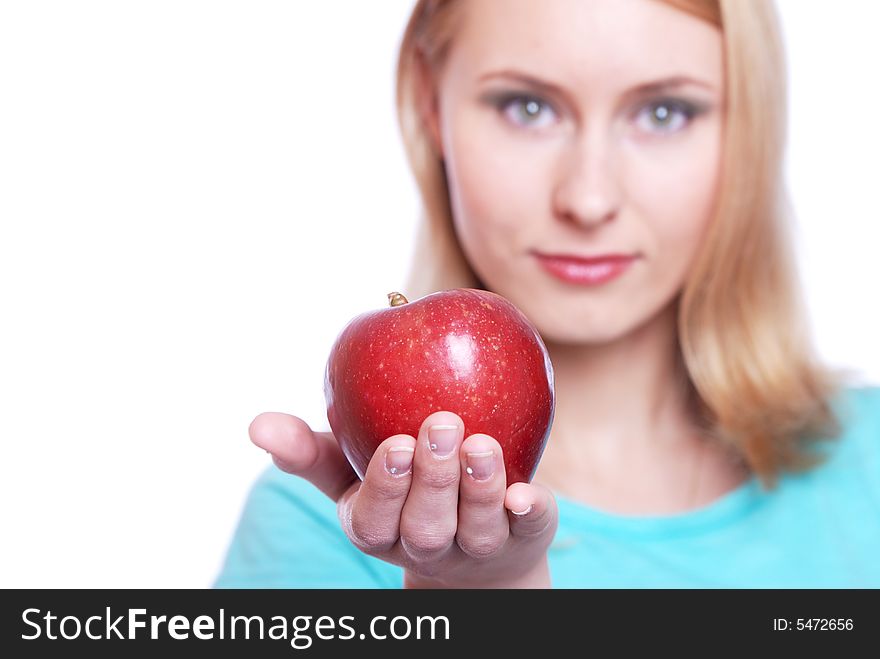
left=537, top=324, right=627, bottom=348
left=521, top=305, right=628, bottom=347
left=480, top=268, right=639, bottom=346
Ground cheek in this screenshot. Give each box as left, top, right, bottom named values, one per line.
left=626, top=127, right=721, bottom=269
left=443, top=108, right=548, bottom=254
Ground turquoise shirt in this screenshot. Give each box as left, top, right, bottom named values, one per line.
left=214, top=386, right=880, bottom=588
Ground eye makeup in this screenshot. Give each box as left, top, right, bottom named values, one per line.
left=480, top=91, right=560, bottom=129
left=480, top=88, right=713, bottom=134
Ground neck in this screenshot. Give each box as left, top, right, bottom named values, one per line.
left=533, top=300, right=740, bottom=511
left=545, top=301, right=694, bottom=454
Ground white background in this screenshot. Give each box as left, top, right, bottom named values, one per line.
left=1, top=1, right=877, bottom=588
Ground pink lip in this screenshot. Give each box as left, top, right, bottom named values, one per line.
left=532, top=251, right=638, bottom=286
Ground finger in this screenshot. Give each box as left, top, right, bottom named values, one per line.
left=504, top=482, right=558, bottom=540
left=338, top=434, right=416, bottom=555
left=455, top=433, right=509, bottom=559
left=249, top=412, right=356, bottom=502
left=398, top=411, right=464, bottom=562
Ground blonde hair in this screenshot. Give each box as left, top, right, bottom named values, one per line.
left=394, top=0, right=852, bottom=487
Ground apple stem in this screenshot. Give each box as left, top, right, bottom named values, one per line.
left=387, top=292, right=409, bottom=307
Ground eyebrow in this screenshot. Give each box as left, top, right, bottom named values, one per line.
left=478, top=69, right=717, bottom=100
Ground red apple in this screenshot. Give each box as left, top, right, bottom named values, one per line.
left=324, top=288, right=555, bottom=484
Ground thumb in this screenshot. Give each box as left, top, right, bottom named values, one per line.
left=504, top=481, right=558, bottom=540
left=249, top=412, right=357, bottom=502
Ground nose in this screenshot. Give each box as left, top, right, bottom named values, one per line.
left=551, top=132, right=621, bottom=229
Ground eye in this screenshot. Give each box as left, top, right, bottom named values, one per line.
left=634, top=99, right=699, bottom=134
left=494, top=94, right=558, bottom=129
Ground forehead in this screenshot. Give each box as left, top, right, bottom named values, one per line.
left=446, top=0, right=723, bottom=92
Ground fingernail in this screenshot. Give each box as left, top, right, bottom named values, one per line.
left=465, top=450, right=495, bottom=481
left=428, top=424, right=459, bottom=457
left=511, top=505, right=533, bottom=516
left=385, top=446, right=414, bottom=476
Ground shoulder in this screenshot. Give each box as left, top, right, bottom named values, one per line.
left=838, top=383, right=880, bottom=422
left=827, top=384, right=880, bottom=461
left=791, top=383, right=880, bottom=496
left=213, top=465, right=403, bottom=588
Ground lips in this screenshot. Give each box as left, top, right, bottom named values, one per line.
left=532, top=251, right=638, bottom=286
left=532, top=250, right=636, bottom=263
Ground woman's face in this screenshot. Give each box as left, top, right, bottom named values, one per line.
left=431, top=0, right=724, bottom=345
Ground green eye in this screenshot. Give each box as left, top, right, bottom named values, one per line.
left=492, top=94, right=557, bottom=129
left=518, top=99, right=543, bottom=120
left=636, top=99, right=699, bottom=134
left=652, top=104, right=673, bottom=124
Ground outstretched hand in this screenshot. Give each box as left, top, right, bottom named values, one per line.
left=250, top=410, right=557, bottom=588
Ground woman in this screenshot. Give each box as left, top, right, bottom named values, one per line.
left=215, top=0, right=880, bottom=588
